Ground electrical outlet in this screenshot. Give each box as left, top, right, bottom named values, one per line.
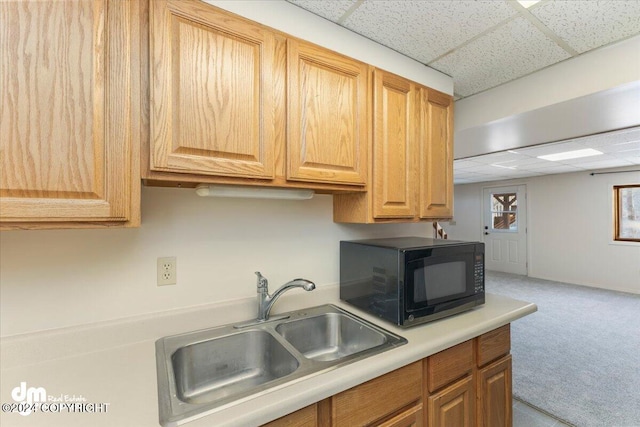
left=157, top=257, right=177, bottom=286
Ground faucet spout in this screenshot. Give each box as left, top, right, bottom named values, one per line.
left=255, top=272, right=315, bottom=321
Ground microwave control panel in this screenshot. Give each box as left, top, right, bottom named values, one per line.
left=474, top=254, right=484, bottom=293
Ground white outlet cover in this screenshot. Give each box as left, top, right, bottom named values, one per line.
left=157, top=257, right=177, bottom=286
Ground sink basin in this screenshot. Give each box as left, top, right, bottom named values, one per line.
left=276, top=312, right=387, bottom=361
left=172, top=330, right=299, bottom=404
left=156, top=304, right=406, bottom=426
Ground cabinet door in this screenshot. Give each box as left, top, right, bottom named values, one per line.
left=377, top=404, right=423, bottom=427
left=419, top=88, right=453, bottom=219
left=477, top=355, right=512, bottom=427
left=287, top=39, right=368, bottom=185
left=373, top=70, right=417, bottom=218
left=150, top=1, right=276, bottom=179
left=427, top=376, right=475, bottom=427
left=0, top=0, right=140, bottom=228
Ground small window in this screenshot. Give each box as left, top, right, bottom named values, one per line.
left=491, top=192, right=518, bottom=231
left=614, top=185, right=640, bottom=242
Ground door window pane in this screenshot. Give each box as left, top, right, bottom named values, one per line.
left=491, top=192, right=517, bottom=231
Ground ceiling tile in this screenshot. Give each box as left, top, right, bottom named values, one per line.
left=286, top=0, right=358, bottom=22
left=580, top=127, right=640, bottom=148
left=341, top=0, right=516, bottom=64
left=430, top=17, right=571, bottom=96
left=574, top=158, right=634, bottom=169
left=531, top=0, right=640, bottom=53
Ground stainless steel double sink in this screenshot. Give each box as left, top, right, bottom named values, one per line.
left=155, top=304, right=406, bottom=426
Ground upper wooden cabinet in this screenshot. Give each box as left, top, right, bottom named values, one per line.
left=0, top=0, right=141, bottom=230
left=372, top=69, right=417, bottom=218
left=149, top=0, right=278, bottom=180
left=146, top=1, right=367, bottom=192
left=287, top=39, right=368, bottom=185
left=419, top=87, right=453, bottom=219
left=333, top=72, right=453, bottom=223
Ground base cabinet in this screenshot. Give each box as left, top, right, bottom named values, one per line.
left=263, top=325, right=512, bottom=427
left=477, top=356, right=512, bottom=427
left=427, top=376, right=475, bottom=427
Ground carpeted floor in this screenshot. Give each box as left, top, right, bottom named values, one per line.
left=486, top=271, right=640, bottom=427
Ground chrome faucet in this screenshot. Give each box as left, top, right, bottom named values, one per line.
left=255, top=271, right=315, bottom=321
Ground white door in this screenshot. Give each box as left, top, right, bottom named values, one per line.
left=482, top=185, right=528, bottom=275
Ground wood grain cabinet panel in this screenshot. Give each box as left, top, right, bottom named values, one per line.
left=427, top=376, right=475, bottom=427
left=287, top=39, right=368, bottom=185
left=418, top=88, right=453, bottom=220
left=476, top=324, right=511, bottom=367
left=378, top=404, right=423, bottom=427
left=262, top=404, right=317, bottom=427
left=0, top=0, right=141, bottom=229
left=372, top=69, right=417, bottom=218
left=150, top=0, right=277, bottom=179
left=331, top=362, right=422, bottom=426
left=426, top=340, right=474, bottom=393
left=477, top=355, right=512, bottom=427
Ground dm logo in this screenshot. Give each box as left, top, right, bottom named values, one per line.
left=11, top=382, right=46, bottom=416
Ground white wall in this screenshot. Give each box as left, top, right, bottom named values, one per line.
left=455, top=35, right=640, bottom=132
left=0, top=188, right=430, bottom=337
left=443, top=167, right=640, bottom=294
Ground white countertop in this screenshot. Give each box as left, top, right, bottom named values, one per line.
left=0, top=287, right=536, bottom=427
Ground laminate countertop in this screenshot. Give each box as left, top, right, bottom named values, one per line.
left=0, top=286, right=536, bottom=427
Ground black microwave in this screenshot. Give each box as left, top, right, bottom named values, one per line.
left=340, top=237, right=485, bottom=328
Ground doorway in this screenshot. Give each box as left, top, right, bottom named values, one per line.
left=482, top=185, right=528, bottom=275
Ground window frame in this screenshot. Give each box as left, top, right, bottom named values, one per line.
left=614, top=184, right=640, bottom=243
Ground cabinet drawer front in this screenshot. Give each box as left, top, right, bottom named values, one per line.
left=333, top=362, right=422, bottom=426
left=476, top=324, right=511, bottom=367
left=262, top=403, right=317, bottom=427
left=426, top=340, right=473, bottom=393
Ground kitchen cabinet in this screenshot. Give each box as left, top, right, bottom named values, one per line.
left=425, top=340, right=475, bottom=427
left=418, top=88, right=454, bottom=219
left=146, top=1, right=367, bottom=193
left=259, top=325, right=511, bottom=427
left=333, top=75, right=454, bottom=223
left=326, top=362, right=422, bottom=426
left=372, top=69, right=418, bottom=219
left=149, top=0, right=278, bottom=180
left=261, top=325, right=512, bottom=427
left=476, top=325, right=512, bottom=427
left=0, top=0, right=141, bottom=230
left=287, top=39, right=369, bottom=186
left=263, top=404, right=317, bottom=427
left=427, top=376, right=474, bottom=427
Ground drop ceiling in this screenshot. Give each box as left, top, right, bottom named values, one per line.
left=454, top=126, right=640, bottom=184
left=286, top=0, right=640, bottom=99
left=287, top=0, right=640, bottom=183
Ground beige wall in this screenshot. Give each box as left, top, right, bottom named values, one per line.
left=443, top=167, right=640, bottom=294
left=0, top=188, right=430, bottom=337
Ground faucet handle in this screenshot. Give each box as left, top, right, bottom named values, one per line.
left=255, top=271, right=268, bottom=291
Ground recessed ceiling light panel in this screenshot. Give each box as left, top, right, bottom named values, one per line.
left=537, top=148, right=603, bottom=162
left=517, top=0, right=541, bottom=8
